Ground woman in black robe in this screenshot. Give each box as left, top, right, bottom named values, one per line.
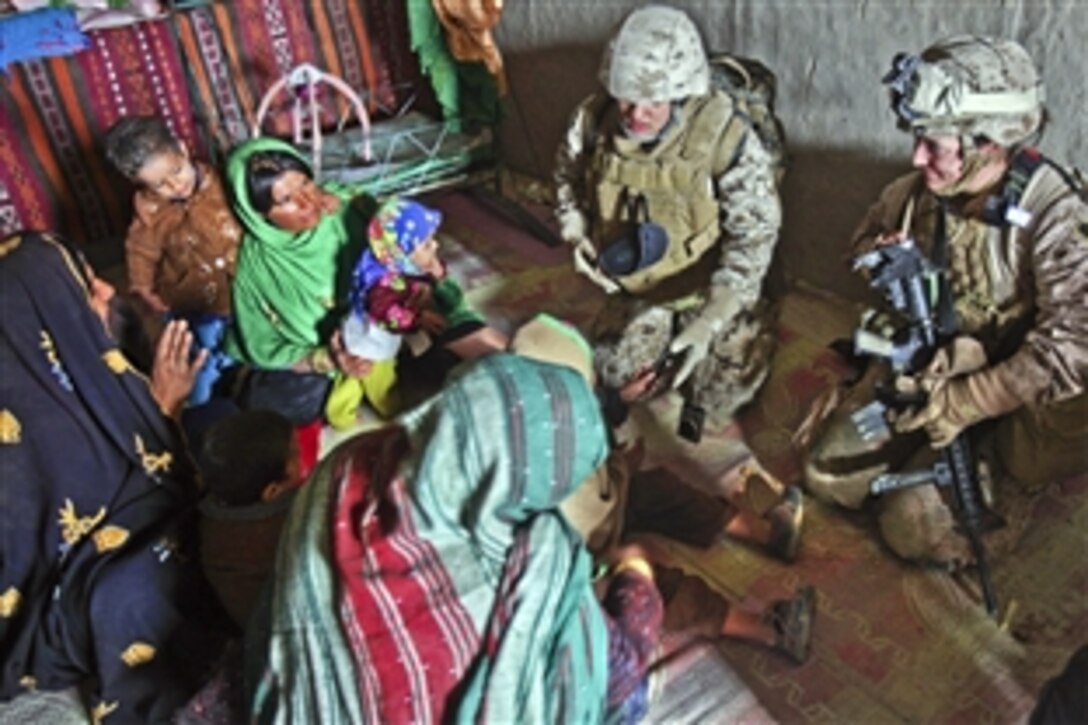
left=0, top=232, right=225, bottom=722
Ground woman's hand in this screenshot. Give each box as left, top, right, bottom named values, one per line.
left=329, top=329, right=374, bottom=378
left=406, top=284, right=434, bottom=310
left=150, top=319, right=207, bottom=417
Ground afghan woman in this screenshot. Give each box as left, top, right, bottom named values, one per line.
left=224, top=137, right=395, bottom=424
left=0, top=232, right=225, bottom=722
left=249, top=353, right=617, bottom=722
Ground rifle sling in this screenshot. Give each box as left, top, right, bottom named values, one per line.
left=930, top=202, right=959, bottom=338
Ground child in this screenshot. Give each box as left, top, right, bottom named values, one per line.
left=324, top=196, right=506, bottom=428
left=198, top=410, right=303, bottom=629
left=105, top=116, right=242, bottom=404
left=509, top=313, right=816, bottom=674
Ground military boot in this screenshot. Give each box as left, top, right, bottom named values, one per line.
left=765, top=585, right=817, bottom=665
left=730, top=461, right=805, bottom=562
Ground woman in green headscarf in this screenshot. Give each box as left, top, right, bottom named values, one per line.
left=224, top=137, right=396, bottom=423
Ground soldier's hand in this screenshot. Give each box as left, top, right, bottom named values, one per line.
left=874, top=230, right=910, bottom=248
left=619, top=368, right=659, bottom=403
left=668, top=288, right=739, bottom=389
left=893, top=377, right=977, bottom=448
left=895, top=364, right=1017, bottom=449
left=669, top=317, right=715, bottom=389
left=923, top=336, right=988, bottom=380
left=572, top=238, right=621, bottom=294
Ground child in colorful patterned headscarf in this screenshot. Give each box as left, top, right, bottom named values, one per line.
left=350, top=196, right=476, bottom=337
left=325, top=196, right=506, bottom=428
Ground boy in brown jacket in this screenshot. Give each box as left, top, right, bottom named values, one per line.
left=105, top=116, right=242, bottom=403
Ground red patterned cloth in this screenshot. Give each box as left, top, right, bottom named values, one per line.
left=0, top=20, right=200, bottom=244
left=293, top=418, right=322, bottom=480
left=1, top=1, right=414, bottom=246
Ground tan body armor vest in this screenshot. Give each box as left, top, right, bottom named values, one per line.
left=588, top=91, right=748, bottom=295
left=895, top=164, right=1075, bottom=357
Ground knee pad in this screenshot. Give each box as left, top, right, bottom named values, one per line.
left=877, top=486, right=957, bottom=563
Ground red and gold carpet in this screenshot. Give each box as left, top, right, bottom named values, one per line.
left=433, top=189, right=1088, bottom=724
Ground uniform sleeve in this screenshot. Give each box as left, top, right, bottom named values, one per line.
left=707, top=130, right=782, bottom=310
left=850, top=190, right=897, bottom=258
left=124, top=212, right=163, bottom=293
left=991, top=195, right=1088, bottom=407
left=554, top=95, right=600, bottom=245
left=849, top=172, right=926, bottom=257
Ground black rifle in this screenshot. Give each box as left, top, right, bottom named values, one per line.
left=850, top=241, right=999, bottom=618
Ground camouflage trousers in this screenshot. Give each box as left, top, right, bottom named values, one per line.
left=590, top=294, right=776, bottom=421
left=803, top=366, right=1088, bottom=565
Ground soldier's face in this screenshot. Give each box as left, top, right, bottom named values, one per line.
left=912, top=134, right=964, bottom=193
left=617, top=99, right=672, bottom=140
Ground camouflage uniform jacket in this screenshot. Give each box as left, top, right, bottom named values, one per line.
left=555, top=91, right=781, bottom=414
left=555, top=90, right=782, bottom=313
left=851, top=163, right=1088, bottom=410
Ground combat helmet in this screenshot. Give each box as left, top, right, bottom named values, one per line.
left=599, top=5, right=710, bottom=103
left=883, top=35, right=1045, bottom=147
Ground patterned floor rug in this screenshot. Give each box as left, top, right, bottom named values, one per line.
left=432, top=189, right=1088, bottom=724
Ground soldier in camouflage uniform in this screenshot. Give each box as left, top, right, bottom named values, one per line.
left=804, top=36, right=1088, bottom=565
left=555, top=5, right=801, bottom=561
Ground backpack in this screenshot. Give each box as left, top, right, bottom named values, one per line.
left=707, top=53, right=788, bottom=185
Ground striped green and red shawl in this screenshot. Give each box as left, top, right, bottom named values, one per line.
left=252, top=354, right=611, bottom=723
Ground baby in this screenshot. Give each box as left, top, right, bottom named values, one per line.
left=325, top=196, right=505, bottom=428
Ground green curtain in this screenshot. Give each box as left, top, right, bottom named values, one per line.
left=406, top=0, right=500, bottom=134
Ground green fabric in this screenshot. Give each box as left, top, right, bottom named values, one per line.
left=433, top=276, right=482, bottom=329
left=406, top=0, right=500, bottom=134
left=403, top=355, right=611, bottom=723
left=224, top=137, right=371, bottom=368
left=250, top=452, right=363, bottom=725
left=251, top=355, right=611, bottom=722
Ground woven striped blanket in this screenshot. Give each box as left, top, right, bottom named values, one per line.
left=0, top=0, right=413, bottom=247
